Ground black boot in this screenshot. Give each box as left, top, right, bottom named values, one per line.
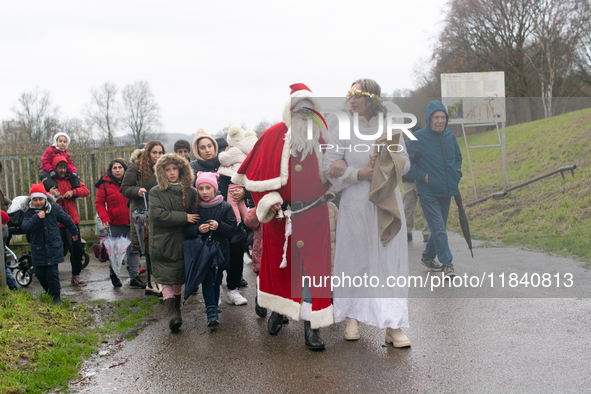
left=304, top=321, right=325, bottom=351
left=174, top=294, right=183, bottom=325
left=165, top=298, right=182, bottom=332
left=267, top=312, right=283, bottom=335
left=255, top=296, right=267, bottom=318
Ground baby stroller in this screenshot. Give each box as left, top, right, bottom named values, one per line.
left=6, top=244, right=33, bottom=287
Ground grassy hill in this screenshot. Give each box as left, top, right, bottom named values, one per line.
left=443, top=107, right=591, bottom=262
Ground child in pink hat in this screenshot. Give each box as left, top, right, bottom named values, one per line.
left=184, top=172, right=242, bottom=327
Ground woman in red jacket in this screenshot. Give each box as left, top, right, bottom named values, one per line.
left=95, top=158, right=146, bottom=289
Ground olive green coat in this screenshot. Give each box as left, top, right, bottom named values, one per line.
left=148, top=154, right=197, bottom=285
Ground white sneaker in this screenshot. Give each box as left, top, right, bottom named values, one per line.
left=226, top=289, right=248, bottom=305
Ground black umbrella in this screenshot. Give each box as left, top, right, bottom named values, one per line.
left=183, top=233, right=225, bottom=302
left=454, top=191, right=474, bottom=258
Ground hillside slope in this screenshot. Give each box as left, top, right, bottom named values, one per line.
left=446, top=108, right=591, bottom=261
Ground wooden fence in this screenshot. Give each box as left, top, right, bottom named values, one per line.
left=1, top=145, right=137, bottom=225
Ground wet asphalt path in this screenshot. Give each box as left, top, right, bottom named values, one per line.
left=22, top=233, right=591, bottom=393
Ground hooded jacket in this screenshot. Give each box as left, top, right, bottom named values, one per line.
left=95, top=174, right=130, bottom=227
left=20, top=195, right=79, bottom=266
left=190, top=128, right=220, bottom=175
left=218, top=132, right=258, bottom=177
left=52, top=156, right=90, bottom=225
left=41, top=133, right=77, bottom=174
left=407, top=101, right=463, bottom=198
left=149, top=154, right=198, bottom=285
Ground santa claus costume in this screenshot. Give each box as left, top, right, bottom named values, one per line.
left=232, top=84, right=333, bottom=350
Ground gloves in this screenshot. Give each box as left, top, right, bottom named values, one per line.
left=50, top=170, right=57, bottom=180
left=72, top=172, right=79, bottom=178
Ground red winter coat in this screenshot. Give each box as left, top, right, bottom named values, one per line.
left=53, top=156, right=89, bottom=226
left=42, top=145, right=77, bottom=174
left=95, top=175, right=130, bottom=226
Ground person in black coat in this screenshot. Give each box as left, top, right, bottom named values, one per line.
left=189, top=128, right=249, bottom=305
left=20, top=183, right=79, bottom=304
left=184, top=172, right=237, bottom=327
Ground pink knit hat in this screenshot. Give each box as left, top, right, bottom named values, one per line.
left=196, top=172, right=219, bottom=192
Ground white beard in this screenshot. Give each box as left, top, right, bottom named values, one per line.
left=290, top=113, right=320, bottom=161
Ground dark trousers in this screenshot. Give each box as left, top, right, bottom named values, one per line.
left=40, top=169, right=80, bottom=190
left=34, top=265, right=61, bottom=301
left=60, top=225, right=83, bottom=276
left=202, top=268, right=223, bottom=309
left=226, top=239, right=244, bottom=290
left=420, top=194, right=453, bottom=265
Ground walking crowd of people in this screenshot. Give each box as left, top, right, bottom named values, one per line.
left=2, top=79, right=464, bottom=352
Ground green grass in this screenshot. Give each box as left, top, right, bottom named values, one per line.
left=436, top=107, right=591, bottom=262
left=0, top=289, right=158, bottom=394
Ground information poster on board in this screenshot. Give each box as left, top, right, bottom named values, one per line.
left=441, top=72, right=506, bottom=124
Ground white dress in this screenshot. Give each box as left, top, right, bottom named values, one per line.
left=324, top=114, right=410, bottom=329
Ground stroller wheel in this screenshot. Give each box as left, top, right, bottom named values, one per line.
left=81, top=251, right=90, bottom=269
left=15, top=269, right=32, bottom=287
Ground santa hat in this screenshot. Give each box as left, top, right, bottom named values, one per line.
left=196, top=172, right=219, bottom=193
left=29, top=182, right=48, bottom=200
left=53, top=132, right=71, bottom=149
left=281, top=83, right=321, bottom=128
left=1, top=210, right=9, bottom=224
left=226, top=124, right=245, bottom=147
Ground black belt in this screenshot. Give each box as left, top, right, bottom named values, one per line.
left=281, top=196, right=325, bottom=213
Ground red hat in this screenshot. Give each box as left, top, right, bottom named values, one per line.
left=29, top=183, right=48, bottom=200
left=289, top=83, right=313, bottom=95
left=282, top=83, right=319, bottom=128
left=1, top=210, right=8, bottom=224
left=52, top=155, right=68, bottom=171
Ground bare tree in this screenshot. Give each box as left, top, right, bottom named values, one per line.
left=61, top=117, right=94, bottom=148
left=121, top=81, right=162, bottom=144
left=254, top=120, right=275, bottom=135
left=85, top=82, right=120, bottom=145
left=575, top=38, right=591, bottom=92
left=11, top=88, right=61, bottom=144
left=527, top=0, right=591, bottom=117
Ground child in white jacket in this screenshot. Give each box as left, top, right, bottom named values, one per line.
left=218, top=124, right=258, bottom=223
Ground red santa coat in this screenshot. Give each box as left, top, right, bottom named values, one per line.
left=233, top=122, right=333, bottom=329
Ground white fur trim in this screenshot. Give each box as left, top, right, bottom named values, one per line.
left=282, top=90, right=321, bottom=128
left=256, top=192, right=283, bottom=223
left=300, top=302, right=312, bottom=321
left=231, top=129, right=291, bottom=192
left=281, top=210, right=292, bottom=268
left=30, top=192, right=48, bottom=200
left=257, top=287, right=301, bottom=321
left=310, top=305, right=334, bottom=329
left=53, top=132, right=71, bottom=148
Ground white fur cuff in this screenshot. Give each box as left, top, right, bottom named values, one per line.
left=256, top=191, right=283, bottom=223
left=310, top=305, right=334, bottom=329
left=257, top=288, right=301, bottom=321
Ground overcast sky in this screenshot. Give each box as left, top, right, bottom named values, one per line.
left=0, top=0, right=446, bottom=139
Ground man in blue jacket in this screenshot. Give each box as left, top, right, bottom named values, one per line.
left=407, top=101, right=462, bottom=278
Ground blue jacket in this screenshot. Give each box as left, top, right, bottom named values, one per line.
left=407, top=101, right=463, bottom=198
left=20, top=197, right=79, bottom=267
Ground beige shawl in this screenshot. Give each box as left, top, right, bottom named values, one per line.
left=369, top=133, right=407, bottom=246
